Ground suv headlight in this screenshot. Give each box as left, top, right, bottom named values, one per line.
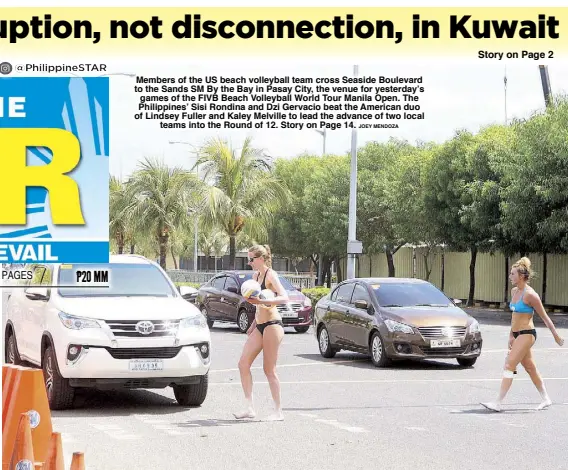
left=180, top=314, right=207, bottom=329
left=469, top=319, right=480, bottom=333
left=384, top=319, right=414, bottom=334
left=58, top=312, right=100, bottom=330
left=303, top=297, right=312, bottom=307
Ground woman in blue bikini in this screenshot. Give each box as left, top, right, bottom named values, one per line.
left=234, top=244, right=289, bottom=421
left=481, top=257, right=564, bottom=412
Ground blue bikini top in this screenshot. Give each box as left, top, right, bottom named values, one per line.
left=510, top=287, right=533, bottom=314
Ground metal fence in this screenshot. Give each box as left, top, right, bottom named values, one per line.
left=167, top=270, right=317, bottom=290
left=350, top=248, right=568, bottom=308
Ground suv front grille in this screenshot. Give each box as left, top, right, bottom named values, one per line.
left=418, top=326, right=466, bottom=339
left=276, top=303, right=303, bottom=313
left=419, top=346, right=467, bottom=356
left=105, top=347, right=181, bottom=359
left=105, top=320, right=180, bottom=337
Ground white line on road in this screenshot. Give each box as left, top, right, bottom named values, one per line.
left=314, top=418, right=369, bottom=433
left=405, top=426, right=428, bottom=431
left=90, top=423, right=140, bottom=440
left=211, top=377, right=568, bottom=385
left=210, top=359, right=367, bottom=373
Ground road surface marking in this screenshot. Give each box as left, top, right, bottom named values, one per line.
left=210, top=359, right=367, bottom=373
left=314, top=418, right=369, bottom=433
left=211, top=377, right=568, bottom=385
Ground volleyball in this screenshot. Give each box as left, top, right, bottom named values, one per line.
left=241, top=279, right=262, bottom=299
left=259, top=289, right=275, bottom=300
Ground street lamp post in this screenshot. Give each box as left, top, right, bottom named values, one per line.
left=314, top=129, right=326, bottom=286
left=169, top=140, right=199, bottom=272
left=346, top=65, right=362, bottom=280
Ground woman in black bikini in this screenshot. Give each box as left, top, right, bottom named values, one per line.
left=234, top=244, right=289, bottom=421
left=481, top=257, right=564, bottom=412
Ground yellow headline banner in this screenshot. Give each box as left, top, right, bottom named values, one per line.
left=1, top=7, right=567, bottom=58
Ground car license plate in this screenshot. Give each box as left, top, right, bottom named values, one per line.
left=128, top=360, right=163, bottom=371
left=430, top=339, right=461, bottom=348
left=281, top=311, right=298, bottom=318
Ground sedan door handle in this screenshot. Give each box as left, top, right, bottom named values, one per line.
left=220, top=297, right=225, bottom=302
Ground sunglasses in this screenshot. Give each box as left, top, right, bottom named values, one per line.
left=248, top=256, right=260, bottom=263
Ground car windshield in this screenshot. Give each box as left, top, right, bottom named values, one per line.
left=236, top=272, right=296, bottom=291
left=371, top=282, right=452, bottom=307
left=57, top=263, right=176, bottom=297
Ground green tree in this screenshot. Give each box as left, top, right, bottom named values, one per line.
left=195, top=137, right=291, bottom=269
left=424, top=130, right=503, bottom=305
left=125, top=158, right=200, bottom=269
left=357, top=139, right=417, bottom=277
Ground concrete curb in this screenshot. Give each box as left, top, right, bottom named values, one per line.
left=464, top=307, right=568, bottom=328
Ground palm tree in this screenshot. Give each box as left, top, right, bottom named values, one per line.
left=109, top=176, right=133, bottom=254
left=195, top=137, right=291, bottom=269
left=125, top=158, right=202, bottom=269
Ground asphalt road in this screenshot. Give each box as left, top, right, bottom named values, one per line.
left=18, top=319, right=560, bottom=470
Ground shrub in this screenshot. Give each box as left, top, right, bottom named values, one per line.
left=175, top=282, right=201, bottom=289
left=302, top=287, right=331, bottom=305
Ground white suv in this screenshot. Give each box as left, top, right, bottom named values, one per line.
left=4, top=255, right=211, bottom=410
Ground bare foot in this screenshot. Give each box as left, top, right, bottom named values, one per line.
left=233, top=408, right=256, bottom=419
left=480, top=402, right=502, bottom=412
left=536, top=398, right=552, bottom=411
left=264, top=410, right=284, bottom=421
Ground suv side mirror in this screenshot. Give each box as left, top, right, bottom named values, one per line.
left=453, top=299, right=462, bottom=306
left=26, top=287, right=49, bottom=301
left=354, top=300, right=368, bottom=310
left=227, top=286, right=239, bottom=294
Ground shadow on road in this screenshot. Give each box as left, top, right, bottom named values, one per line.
left=294, top=353, right=466, bottom=371
left=52, top=388, right=188, bottom=418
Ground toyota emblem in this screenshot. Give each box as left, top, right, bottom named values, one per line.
left=136, top=321, right=155, bottom=335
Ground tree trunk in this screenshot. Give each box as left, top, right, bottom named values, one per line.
left=159, top=235, right=168, bottom=269
left=423, top=247, right=432, bottom=281
left=117, top=232, right=124, bottom=254
left=468, top=245, right=478, bottom=307
left=229, top=234, right=236, bottom=270
left=130, top=244, right=135, bottom=254
left=335, top=256, right=342, bottom=283
left=385, top=249, right=395, bottom=277
left=171, top=246, right=178, bottom=269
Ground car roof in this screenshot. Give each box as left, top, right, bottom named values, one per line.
left=218, top=270, right=254, bottom=275
left=343, top=278, right=429, bottom=284
left=108, top=254, right=155, bottom=264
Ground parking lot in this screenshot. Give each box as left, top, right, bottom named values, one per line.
left=38, top=319, right=568, bottom=470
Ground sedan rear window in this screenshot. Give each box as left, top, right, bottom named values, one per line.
left=371, top=282, right=452, bottom=307
left=237, top=272, right=296, bottom=291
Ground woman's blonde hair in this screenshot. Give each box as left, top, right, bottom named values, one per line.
left=249, top=244, right=272, bottom=268
left=512, top=256, right=533, bottom=281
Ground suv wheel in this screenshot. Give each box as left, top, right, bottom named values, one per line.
left=6, top=332, right=21, bottom=365
left=318, top=325, right=336, bottom=358
left=294, top=326, right=309, bottom=334
left=369, top=331, right=391, bottom=368
left=173, top=373, right=209, bottom=406
left=457, top=357, right=477, bottom=367
left=237, top=310, right=250, bottom=333
left=201, top=306, right=214, bottom=329
left=43, top=345, right=75, bottom=410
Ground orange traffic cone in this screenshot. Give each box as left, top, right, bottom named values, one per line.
left=2, top=367, right=53, bottom=468
left=2, top=366, right=24, bottom=428
left=42, top=433, right=64, bottom=470
left=69, top=453, right=85, bottom=470
left=2, top=364, right=9, bottom=386
left=35, top=464, right=43, bottom=470
left=8, top=412, right=34, bottom=470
